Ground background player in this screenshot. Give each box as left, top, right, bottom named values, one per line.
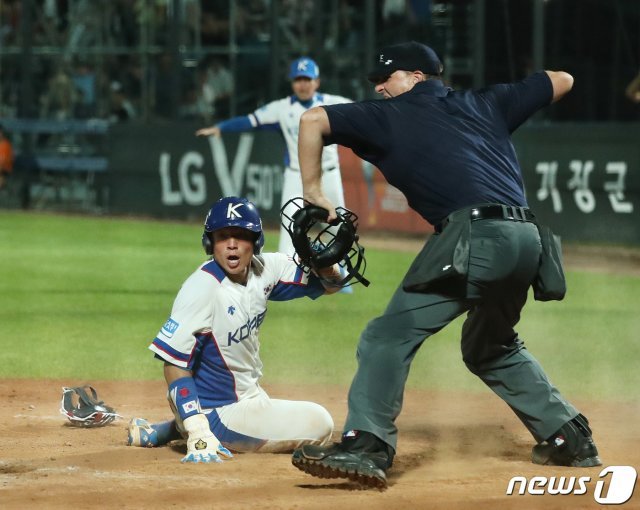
left=127, top=196, right=341, bottom=462
left=195, top=57, right=352, bottom=256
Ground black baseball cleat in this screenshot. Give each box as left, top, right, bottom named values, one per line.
left=531, top=413, right=602, bottom=467
left=292, top=430, right=394, bottom=490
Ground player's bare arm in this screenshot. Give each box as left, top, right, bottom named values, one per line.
left=545, top=70, right=574, bottom=103
left=298, top=106, right=337, bottom=221
left=163, top=362, right=192, bottom=385
left=316, top=264, right=344, bottom=295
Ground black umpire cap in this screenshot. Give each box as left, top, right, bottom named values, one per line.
left=368, top=41, right=443, bottom=83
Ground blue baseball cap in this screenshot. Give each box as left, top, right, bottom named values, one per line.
left=289, top=57, right=319, bottom=80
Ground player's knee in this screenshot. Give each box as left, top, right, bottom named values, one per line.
left=320, top=407, right=334, bottom=443
left=308, top=403, right=334, bottom=444
left=265, top=402, right=333, bottom=450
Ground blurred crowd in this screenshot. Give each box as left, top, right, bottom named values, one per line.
left=0, top=0, right=437, bottom=125
left=1, top=0, right=637, bottom=125
left=0, top=0, right=251, bottom=123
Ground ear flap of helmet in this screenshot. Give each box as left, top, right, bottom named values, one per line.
left=202, top=232, right=213, bottom=255
left=254, top=231, right=264, bottom=255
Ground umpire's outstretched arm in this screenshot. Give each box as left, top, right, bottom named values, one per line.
left=298, top=106, right=337, bottom=222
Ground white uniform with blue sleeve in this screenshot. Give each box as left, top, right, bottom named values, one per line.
left=250, top=92, right=350, bottom=173
left=249, top=92, right=351, bottom=254
left=149, top=252, right=334, bottom=453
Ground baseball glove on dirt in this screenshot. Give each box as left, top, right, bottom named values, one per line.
left=60, top=386, right=120, bottom=427
left=281, top=198, right=370, bottom=287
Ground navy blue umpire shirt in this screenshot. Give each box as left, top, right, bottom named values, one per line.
left=321, top=71, right=554, bottom=226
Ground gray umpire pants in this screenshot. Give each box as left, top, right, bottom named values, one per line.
left=344, top=218, right=579, bottom=451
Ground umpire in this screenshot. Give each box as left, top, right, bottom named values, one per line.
left=291, top=41, right=601, bottom=489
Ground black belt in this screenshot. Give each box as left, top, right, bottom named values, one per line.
left=435, top=204, right=535, bottom=233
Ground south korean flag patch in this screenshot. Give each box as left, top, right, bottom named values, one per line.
left=182, top=400, right=199, bottom=414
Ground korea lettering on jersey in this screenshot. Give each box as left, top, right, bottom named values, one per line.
left=149, top=253, right=325, bottom=408
left=248, top=93, right=351, bottom=171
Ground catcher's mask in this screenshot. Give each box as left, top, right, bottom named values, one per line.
left=202, top=196, right=265, bottom=256
left=281, top=198, right=370, bottom=287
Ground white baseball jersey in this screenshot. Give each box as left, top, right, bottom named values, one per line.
left=149, top=253, right=324, bottom=409
left=250, top=93, right=351, bottom=171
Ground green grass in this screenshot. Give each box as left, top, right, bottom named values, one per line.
left=0, top=210, right=638, bottom=400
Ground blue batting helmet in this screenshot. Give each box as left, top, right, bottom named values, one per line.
left=202, top=197, right=265, bottom=255
left=289, top=57, right=319, bottom=80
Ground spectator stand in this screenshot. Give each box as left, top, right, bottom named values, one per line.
left=1, top=118, right=109, bottom=212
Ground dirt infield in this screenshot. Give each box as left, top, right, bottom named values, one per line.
left=1, top=380, right=638, bottom=509
left=2, top=239, right=638, bottom=509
